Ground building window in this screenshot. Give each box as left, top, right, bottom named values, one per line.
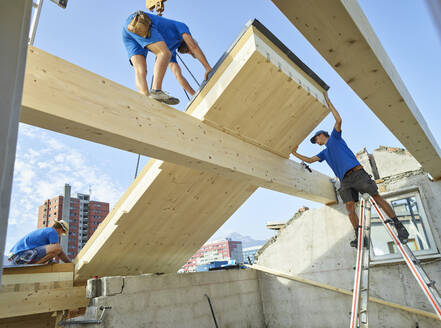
left=370, top=190, right=438, bottom=262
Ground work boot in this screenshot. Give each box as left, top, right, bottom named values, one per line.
left=392, top=218, right=409, bottom=243
left=350, top=228, right=369, bottom=249
left=350, top=236, right=358, bottom=248
left=149, top=90, right=180, bottom=105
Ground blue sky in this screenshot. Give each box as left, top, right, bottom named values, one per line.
left=5, top=0, right=441, bottom=252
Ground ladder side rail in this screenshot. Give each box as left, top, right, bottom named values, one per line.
left=369, top=196, right=441, bottom=320
left=359, top=197, right=371, bottom=327
left=350, top=198, right=366, bottom=328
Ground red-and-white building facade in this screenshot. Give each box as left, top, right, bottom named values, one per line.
left=37, top=184, right=109, bottom=260
left=181, top=238, right=244, bottom=272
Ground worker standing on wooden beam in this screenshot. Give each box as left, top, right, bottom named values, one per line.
left=122, top=11, right=212, bottom=105
left=7, top=220, right=71, bottom=265
left=292, top=93, right=409, bottom=248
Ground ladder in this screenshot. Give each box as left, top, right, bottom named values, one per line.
left=350, top=194, right=441, bottom=327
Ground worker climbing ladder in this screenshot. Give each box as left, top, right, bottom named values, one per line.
left=350, top=194, right=441, bottom=327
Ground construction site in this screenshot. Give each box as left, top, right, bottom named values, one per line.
left=1, top=0, right=441, bottom=327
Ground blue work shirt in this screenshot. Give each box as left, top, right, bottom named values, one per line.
left=9, top=227, right=59, bottom=255
left=316, top=128, right=360, bottom=181
left=147, top=13, right=191, bottom=63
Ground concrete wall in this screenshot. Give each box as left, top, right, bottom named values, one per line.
left=256, top=148, right=441, bottom=328
left=373, top=146, right=422, bottom=178
left=73, top=270, right=265, bottom=328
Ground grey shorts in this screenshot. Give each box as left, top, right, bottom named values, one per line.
left=338, top=169, right=378, bottom=203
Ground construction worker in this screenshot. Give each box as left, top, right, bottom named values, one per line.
left=122, top=11, right=212, bottom=105
left=292, top=93, right=409, bottom=248
left=8, top=220, right=71, bottom=265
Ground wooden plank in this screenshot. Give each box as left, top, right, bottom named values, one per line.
left=1, top=272, right=73, bottom=285
left=249, top=264, right=440, bottom=321
left=1, top=280, right=73, bottom=293
left=21, top=46, right=335, bottom=204
left=3, top=263, right=74, bottom=275
left=271, top=0, right=441, bottom=179
left=0, top=286, right=88, bottom=319
left=73, top=21, right=334, bottom=280
left=0, top=312, right=56, bottom=328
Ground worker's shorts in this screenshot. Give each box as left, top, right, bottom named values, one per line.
left=338, top=169, right=378, bottom=203
left=122, top=13, right=165, bottom=65
left=10, top=246, right=47, bottom=265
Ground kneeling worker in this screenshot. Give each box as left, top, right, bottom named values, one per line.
left=8, top=220, right=71, bottom=265
left=292, top=93, right=409, bottom=248
left=122, top=11, right=212, bottom=105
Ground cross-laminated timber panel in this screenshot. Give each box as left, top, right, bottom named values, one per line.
left=69, top=20, right=332, bottom=280
left=271, top=0, right=441, bottom=179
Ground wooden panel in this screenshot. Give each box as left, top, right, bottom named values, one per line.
left=21, top=46, right=335, bottom=203
left=0, top=286, right=88, bottom=319
left=271, top=0, right=441, bottom=179
left=74, top=22, right=331, bottom=280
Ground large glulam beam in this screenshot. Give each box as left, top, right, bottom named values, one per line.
left=271, top=0, right=441, bottom=179
left=21, top=45, right=335, bottom=204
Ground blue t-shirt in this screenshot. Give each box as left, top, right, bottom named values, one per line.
left=316, top=128, right=360, bottom=181
left=147, top=13, right=191, bottom=63
left=9, top=227, right=59, bottom=255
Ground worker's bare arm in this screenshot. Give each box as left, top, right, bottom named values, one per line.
left=182, top=33, right=212, bottom=80
left=58, top=248, right=71, bottom=263
left=324, top=93, right=342, bottom=132
left=168, top=62, right=195, bottom=96
left=292, top=146, right=320, bottom=164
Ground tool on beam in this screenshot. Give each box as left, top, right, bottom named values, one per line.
left=50, top=0, right=68, bottom=8
left=146, top=0, right=166, bottom=16
left=301, top=161, right=312, bottom=173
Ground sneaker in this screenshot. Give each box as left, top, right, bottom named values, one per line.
left=149, top=90, right=180, bottom=105
left=393, top=219, right=409, bottom=243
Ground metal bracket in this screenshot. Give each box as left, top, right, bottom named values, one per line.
left=58, top=306, right=112, bottom=326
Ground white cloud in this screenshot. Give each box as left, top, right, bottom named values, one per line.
left=6, top=124, right=125, bottom=252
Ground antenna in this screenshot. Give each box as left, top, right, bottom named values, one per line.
left=89, top=184, right=92, bottom=200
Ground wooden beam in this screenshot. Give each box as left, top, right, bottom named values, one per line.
left=271, top=0, right=441, bottom=179
left=0, top=312, right=57, bottom=328
left=3, top=263, right=74, bottom=275
left=21, top=45, right=335, bottom=204
left=1, top=272, right=73, bottom=285
left=0, top=286, right=88, bottom=319
left=249, top=264, right=440, bottom=321
left=74, top=22, right=336, bottom=280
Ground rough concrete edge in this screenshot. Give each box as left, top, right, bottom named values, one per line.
left=255, top=207, right=310, bottom=262
left=376, top=168, right=426, bottom=184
